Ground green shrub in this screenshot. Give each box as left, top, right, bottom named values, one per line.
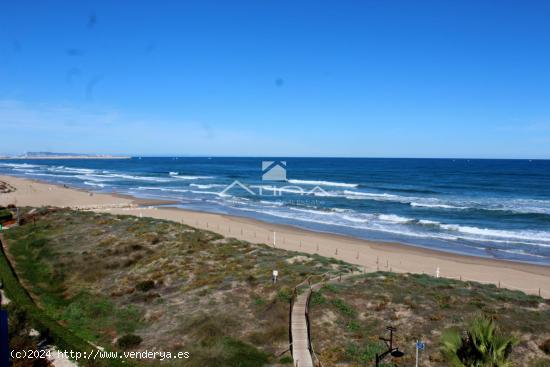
left=332, top=298, right=356, bottom=318
left=279, top=355, right=293, bottom=364
left=0, top=209, right=13, bottom=222
left=117, top=334, right=142, bottom=349
left=136, top=280, right=155, bottom=292
left=277, top=287, right=293, bottom=302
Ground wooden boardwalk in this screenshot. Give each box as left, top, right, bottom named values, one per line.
left=290, top=272, right=356, bottom=367
left=291, top=287, right=314, bottom=367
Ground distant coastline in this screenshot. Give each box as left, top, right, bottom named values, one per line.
left=0, top=152, right=131, bottom=160
left=0, top=156, right=131, bottom=160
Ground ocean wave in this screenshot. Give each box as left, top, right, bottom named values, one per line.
left=410, top=202, right=467, bottom=209
left=0, top=163, right=40, bottom=168
left=190, top=190, right=228, bottom=197
left=439, top=224, right=550, bottom=245
left=189, top=183, right=224, bottom=189
left=48, top=166, right=96, bottom=174
left=75, top=174, right=114, bottom=182
left=343, top=190, right=550, bottom=215
left=497, top=249, right=548, bottom=259
left=169, top=172, right=214, bottom=180
left=83, top=181, right=106, bottom=188
left=135, top=186, right=189, bottom=193
left=288, top=179, right=358, bottom=188
left=105, top=173, right=172, bottom=182
left=378, top=214, right=413, bottom=223
left=252, top=185, right=336, bottom=197
left=24, top=172, right=76, bottom=178
left=233, top=206, right=461, bottom=242
left=214, top=196, right=550, bottom=248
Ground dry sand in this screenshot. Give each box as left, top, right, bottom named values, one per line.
left=1, top=174, right=549, bottom=297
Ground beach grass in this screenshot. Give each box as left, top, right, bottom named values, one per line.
left=3, top=208, right=353, bottom=365
left=3, top=207, right=550, bottom=366
left=309, top=272, right=550, bottom=366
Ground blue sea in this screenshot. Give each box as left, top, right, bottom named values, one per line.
left=2, top=157, right=550, bottom=265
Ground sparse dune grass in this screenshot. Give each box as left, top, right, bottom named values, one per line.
left=7, top=208, right=548, bottom=366
left=309, top=272, right=550, bottom=366
left=4, top=208, right=352, bottom=365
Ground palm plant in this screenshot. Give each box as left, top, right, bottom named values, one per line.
left=442, top=316, right=517, bottom=367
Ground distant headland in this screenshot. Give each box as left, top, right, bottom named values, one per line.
left=0, top=152, right=131, bottom=159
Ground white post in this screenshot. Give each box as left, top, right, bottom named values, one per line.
left=415, top=340, right=419, bottom=367
left=436, top=267, right=440, bottom=278
left=273, top=231, right=276, bottom=247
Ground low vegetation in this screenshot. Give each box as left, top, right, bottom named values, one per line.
left=309, top=272, right=550, bottom=366
left=2, top=208, right=352, bottom=366
left=3, top=207, right=550, bottom=366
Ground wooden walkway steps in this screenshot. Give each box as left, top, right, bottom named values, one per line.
left=291, top=287, right=314, bottom=367
left=290, top=272, right=357, bottom=367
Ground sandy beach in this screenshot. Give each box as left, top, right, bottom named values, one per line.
left=1, top=174, right=549, bottom=298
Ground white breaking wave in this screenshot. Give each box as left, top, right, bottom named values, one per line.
left=410, top=202, right=467, bottom=210
left=136, top=186, right=189, bottom=193
left=83, top=181, right=106, bottom=188
left=169, top=172, right=213, bottom=180
left=48, top=166, right=96, bottom=174
left=288, top=179, right=358, bottom=188
left=190, top=190, right=227, bottom=197
left=0, top=163, right=40, bottom=169
left=75, top=174, right=114, bottom=182
left=172, top=175, right=214, bottom=180
left=378, top=214, right=413, bottom=224
left=105, top=173, right=172, bottom=182
left=440, top=224, right=550, bottom=245
left=190, top=183, right=224, bottom=189
left=343, top=190, right=550, bottom=215
left=25, top=173, right=75, bottom=178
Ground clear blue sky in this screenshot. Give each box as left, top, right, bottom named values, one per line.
left=1, top=0, right=550, bottom=158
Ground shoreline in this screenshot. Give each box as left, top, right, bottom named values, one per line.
left=1, top=174, right=549, bottom=297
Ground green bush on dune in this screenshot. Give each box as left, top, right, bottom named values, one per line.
left=441, top=316, right=518, bottom=367
left=0, top=208, right=13, bottom=222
